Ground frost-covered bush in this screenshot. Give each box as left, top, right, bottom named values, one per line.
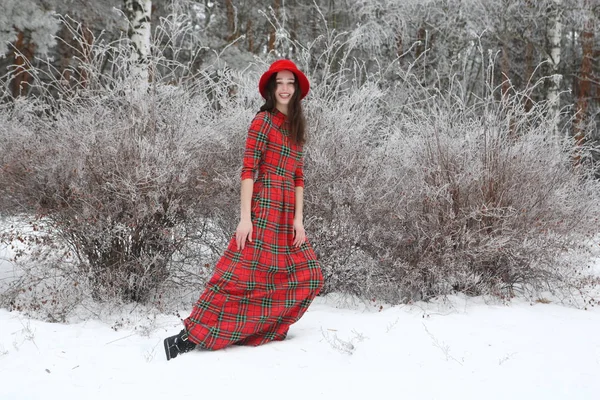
left=305, top=74, right=600, bottom=302
left=0, top=86, right=240, bottom=301
left=0, top=18, right=259, bottom=303
left=1, top=14, right=599, bottom=313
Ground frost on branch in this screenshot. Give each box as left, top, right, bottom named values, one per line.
left=0, top=18, right=255, bottom=304
left=0, top=11, right=599, bottom=312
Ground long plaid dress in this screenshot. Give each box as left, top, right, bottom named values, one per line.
left=183, top=108, right=324, bottom=350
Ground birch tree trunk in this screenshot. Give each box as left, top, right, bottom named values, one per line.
left=123, top=0, right=152, bottom=85
left=546, top=0, right=562, bottom=136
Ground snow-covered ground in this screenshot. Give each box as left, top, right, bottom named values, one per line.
left=2, top=220, right=600, bottom=399
left=1, top=293, right=600, bottom=400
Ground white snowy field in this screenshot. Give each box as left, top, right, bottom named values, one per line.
left=1, top=293, right=600, bottom=400
left=2, top=224, right=600, bottom=400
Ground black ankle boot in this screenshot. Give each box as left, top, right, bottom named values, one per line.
left=164, top=329, right=196, bottom=361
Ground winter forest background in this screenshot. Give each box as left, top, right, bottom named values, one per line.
left=0, top=0, right=599, bottom=321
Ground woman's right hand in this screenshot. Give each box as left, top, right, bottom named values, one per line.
left=235, top=218, right=253, bottom=251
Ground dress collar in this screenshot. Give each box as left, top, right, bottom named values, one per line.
left=270, top=107, right=288, bottom=127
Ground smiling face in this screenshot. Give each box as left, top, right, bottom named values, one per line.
left=274, top=70, right=296, bottom=113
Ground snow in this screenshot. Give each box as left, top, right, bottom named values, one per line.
left=2, top=221, right=599, bottom=399
left=0, top=231, right=16, bottom=289
left=1, top=294, right=600, bottom=399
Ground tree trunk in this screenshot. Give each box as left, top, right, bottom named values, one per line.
left=524, top=39, right=534, bottom=111
left=289, top=0, right=298, bottom=58
left=328, top=0, right=337, bottom=29
left=415, top=26, right=427, bottom=59
left=396, top=30, right=403, bottom=58
left=546, top=0, right=562, bottom=136
left=123, top=0, right=152, bottom=84
left=226, top=0, right=237, bottom=41
left=79, top=23, right=94, bottom=88
left=58, top=23, right=73, bottom=88
left=574, top=0, right=594, bottom=150
left=247, top=18, right=254, bottom=53
left=267, top=0, right=281, bottom=52
left=10, top=30, right=36, bottom=97
left=501, top=39, right=511, bottom=97
left=522, top=0, right=536, bottom=111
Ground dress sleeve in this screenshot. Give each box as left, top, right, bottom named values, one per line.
left=294, top=153, right=305, bottom=188
left=241, top=112, right=269, bottom=181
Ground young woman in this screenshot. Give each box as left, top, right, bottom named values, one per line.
left=164, top=60, right=324, bottom=360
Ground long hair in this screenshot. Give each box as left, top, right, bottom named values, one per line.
left=259, top=73, right=306, bottom=145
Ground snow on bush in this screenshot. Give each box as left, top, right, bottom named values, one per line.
left=299, top=47, right=600, bottom=303
left=0, top=16, right=599, bottom=317
left=0, top=17, right=257, bottom=306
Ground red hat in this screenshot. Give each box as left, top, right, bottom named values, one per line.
left=259, top=59, right=310, bottom=100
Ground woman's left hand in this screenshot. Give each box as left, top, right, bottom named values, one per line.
left=293, top=218, right=306, bottom=247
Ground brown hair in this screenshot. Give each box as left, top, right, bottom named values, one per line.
left=259, top=72, right=306, bottom=145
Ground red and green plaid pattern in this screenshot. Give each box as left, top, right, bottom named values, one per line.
left=184, top=109, right=323, bottom=350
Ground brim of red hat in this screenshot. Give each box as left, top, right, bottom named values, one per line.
left=259, top=64, right=310, bottom=100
